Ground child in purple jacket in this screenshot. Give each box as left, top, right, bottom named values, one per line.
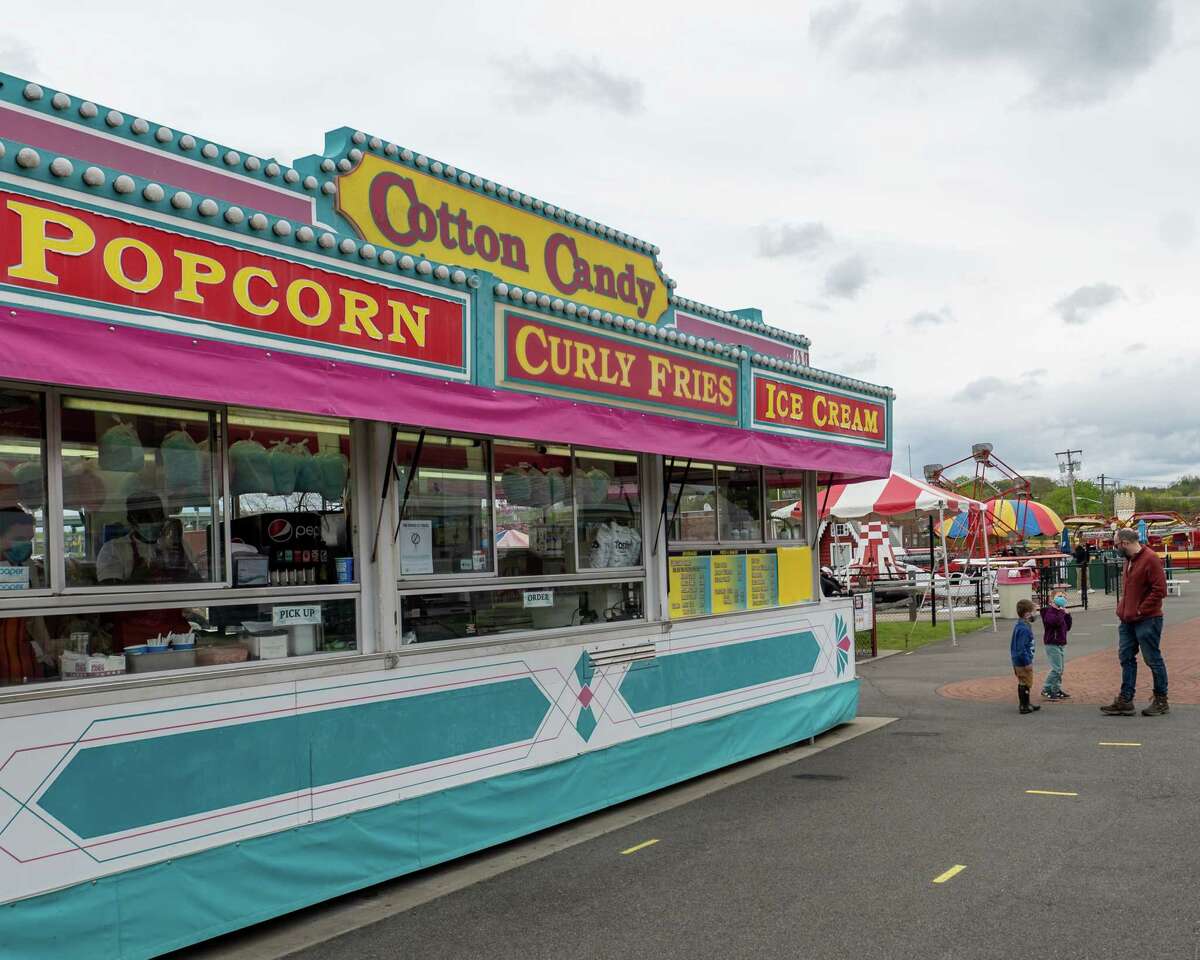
left=1040, top=590, right=1073, bottom=700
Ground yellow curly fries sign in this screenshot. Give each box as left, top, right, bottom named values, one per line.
left=336, top=154, right=669, bottom=322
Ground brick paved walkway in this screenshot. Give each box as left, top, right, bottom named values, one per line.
left=938, top=615, right=1200, bottom=705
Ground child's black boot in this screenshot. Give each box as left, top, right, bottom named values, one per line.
left=1018, top=684, right=1040, bottom=715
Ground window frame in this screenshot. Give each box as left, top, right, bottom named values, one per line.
left=0, top=590, right=364, bottom=697
left=394, top=432, right=647, bottom=585
left=55, top=388, right=227, bottom=594
left=0, top=379, right=368, bottom=699
left=763, top=465, right=811, bottom=546
left=663, top=459, right=819, bottom=623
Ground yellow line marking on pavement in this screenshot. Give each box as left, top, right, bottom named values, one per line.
left=1025, top=789, right=1078, bottom=797
left=932, top=864, right=966, bottom=884
left=621, top=839, right=660, bottom=855
left=1099, top=741, right=1141, bottom=747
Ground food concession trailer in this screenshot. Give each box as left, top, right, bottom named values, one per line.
left=0, top=73, right=893, bottom=959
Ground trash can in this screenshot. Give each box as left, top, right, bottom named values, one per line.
left=996, top=567, right=1037, bottom=619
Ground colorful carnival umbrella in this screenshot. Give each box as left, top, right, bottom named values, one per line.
left=939, top=499, right=1063, bottom=539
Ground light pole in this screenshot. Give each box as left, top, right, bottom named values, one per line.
left=1055, top=449, right=1083, bottom=515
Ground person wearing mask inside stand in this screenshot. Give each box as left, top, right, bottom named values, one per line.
left=0, top=505, right=51, bottom=683
left=96, top=490, right=199, bottom=586
left=96, top=490, right=198, bottom=655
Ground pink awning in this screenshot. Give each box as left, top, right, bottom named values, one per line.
left=0, top=307, right=890, bottom=481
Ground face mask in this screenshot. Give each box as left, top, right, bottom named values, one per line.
left=4, top=541, right=32, bottom=564
left=1054, top=596, right=1067, bottom=608
left=135, top=523, right=163, bottom=543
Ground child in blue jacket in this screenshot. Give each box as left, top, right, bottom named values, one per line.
left=1010, top=598, right=1040, bottom=715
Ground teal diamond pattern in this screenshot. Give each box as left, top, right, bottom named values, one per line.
left=575, top=706, right=598, bottom=741
left=573, top=651, right=599, bottom=742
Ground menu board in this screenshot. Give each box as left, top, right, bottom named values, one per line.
left=669, top=554, right=711, bottom=619
left=711, top=553, right=748, bottom=614
left=746, top=553, right=779, bottom=609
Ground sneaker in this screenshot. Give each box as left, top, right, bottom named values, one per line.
left=1040, top=689, right=1054, bottom=699
left=1100, top=697, right=1135, bottom=716
left=1141, top=694, right=1169, bottom=717
left=1045, top=691, right=1066, bottom=701
left=1057, top=690, right=1072, bottom=699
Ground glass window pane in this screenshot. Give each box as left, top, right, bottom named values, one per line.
left=60, top=397, right=217, bottom=587
left=0, top=389, right=47, bottom=590
left=668, top=461, right=716, bottom=542
left=0, top=597, right=356, bottom=687
left=766, top=467, right=807, bottom=541
left=227, top=409, right=353, bottom=587
left=400, top=581, right=644, bottom=643
left=576, top=449, right=642, bottom=569
left=395, top=432, right=492, bottom=577
left=717, top=464, right=762, bottom=541
left=494, top=441, right=575, bottom=576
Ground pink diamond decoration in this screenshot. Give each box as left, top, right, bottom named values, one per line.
left=578, top=687, right=594, bottom=708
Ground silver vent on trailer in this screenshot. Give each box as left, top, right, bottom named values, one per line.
left=586, top=642, right=657, bottom=669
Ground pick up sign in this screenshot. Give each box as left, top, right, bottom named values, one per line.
left=272, top=604, right=323, bottom=627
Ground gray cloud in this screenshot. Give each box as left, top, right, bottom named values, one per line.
left=756, top=221, right=832, bottom=259
left=907, top=308, right=951, bottom=328
left=1158, top=210, right=1195, bottom=250
left=953, top=376, right=1008, bottom=402
left=810, top=2, right=861, bottom=49
left=823, top=254, right=870, bottom=299
left=827, top=352, right=878, bottom=375
left=496, top=57, right=645, bottom=115
left=1053, top=282, right=1124, bottom=325
left=841, top=0, right=1172, bottom=106
left=899, top=354, right=1200, bottom=485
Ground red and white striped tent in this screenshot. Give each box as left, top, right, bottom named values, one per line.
left=783, top=471, right=992, bottom=642
left=817, top=471, right=979, bottom=519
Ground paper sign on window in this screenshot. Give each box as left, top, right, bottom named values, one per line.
left=523, top=589, right=554, bottom=608
left=273, top=604, right=323, bottom=627
left=399, top=520, right=434, bottom=575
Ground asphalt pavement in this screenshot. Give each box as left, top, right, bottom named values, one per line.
left=179, top=591, right=1200, bottom=960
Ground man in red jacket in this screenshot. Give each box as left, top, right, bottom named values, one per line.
left=1102, top=528, right=1169, bottom=717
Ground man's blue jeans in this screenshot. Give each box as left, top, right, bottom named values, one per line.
left=1118, top=617, right=1167, bottom=701
left=1042, top=644, right=1065, bottom=693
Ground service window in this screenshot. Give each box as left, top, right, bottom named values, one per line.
left=716, top=463, right=763, bottom=541
left=0, top=597, right=357, bottom=687
left=60, top=397, right=218, bottom=587
left=667, top=461, right=717, bottom=542
left=766, top=467, right=807, bottom=541
left=226, top=409, right=353, bottom=587
left=400, top=581, right=644, bottom=644
left=0, top=388, right=47, bottom=591
left=576, top=449, right=642, bottom=569
left=494, top=441, right=575, bottom=577
left=395, top=432, right=492, bottom=576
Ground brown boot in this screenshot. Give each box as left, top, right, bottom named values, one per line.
left=1141, top=694, right=1169, bottom=717
left=1100, top=696, right=1135, bottom=716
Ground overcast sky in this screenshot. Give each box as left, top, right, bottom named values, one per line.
left=8, top=1, right=1199, bottom=487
